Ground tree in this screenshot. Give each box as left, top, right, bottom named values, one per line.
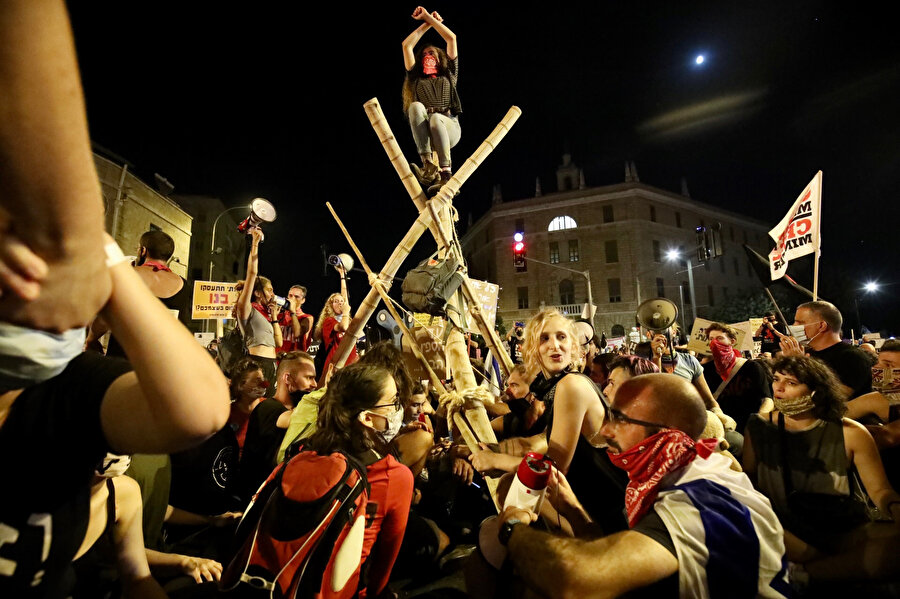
left=707, top=289, right=794, bottom=324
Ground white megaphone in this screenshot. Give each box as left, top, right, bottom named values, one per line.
left=328, top=253, right=354, bottom=273
left=237, top=198, right=277, bottom=238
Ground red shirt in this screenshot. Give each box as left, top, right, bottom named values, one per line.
left=359, top=455, right=413, bottom=598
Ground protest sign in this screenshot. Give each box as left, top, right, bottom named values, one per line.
left=192, top=281, right=239, bottom=319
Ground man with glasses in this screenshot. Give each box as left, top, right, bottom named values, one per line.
left=495, top=374, right=789, bottom=598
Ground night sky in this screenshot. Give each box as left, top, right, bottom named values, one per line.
left=67, top=2, right=900, bottom=333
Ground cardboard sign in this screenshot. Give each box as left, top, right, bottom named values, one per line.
left=465, top=279, right=500, bottom=333
left=605, top=336, right=627, bottom=349
left=413, top=313, right=448, bottom=341
left=687, top=318, right=753, bottom=355
left=402, top=324, right=447, bottom=382
left=192, top=281, right=239, bottom=319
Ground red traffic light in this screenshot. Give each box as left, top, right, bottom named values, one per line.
left=514, top=241, right=525, bottom=252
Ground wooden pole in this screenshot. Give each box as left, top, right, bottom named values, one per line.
left=331, top=210, right=432, bottom=368
left=325, top=202, right=447, bottom=395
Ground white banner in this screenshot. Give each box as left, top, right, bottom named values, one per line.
left=768, top=171, right=822, bottom=280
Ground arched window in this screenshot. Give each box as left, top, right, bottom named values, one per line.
left=559, top=279, right=575, bottom=305
left=548, top=216, right=577, bottom=232
left=611, top=324, right=626, bottom=336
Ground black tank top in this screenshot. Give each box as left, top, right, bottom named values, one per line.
left=539, top=369, right=629, bottom=535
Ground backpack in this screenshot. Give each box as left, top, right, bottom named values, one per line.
left=219, top=325, right=248, bottom=377
left=401, top=256, right=464, bottom=316
left=220, top=448, right=371, bottom=599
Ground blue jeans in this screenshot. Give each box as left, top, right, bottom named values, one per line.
left=408, top=102, right=460, bottom=168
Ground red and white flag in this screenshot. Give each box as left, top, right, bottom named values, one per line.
left=768, top=171, right=822, bottom=280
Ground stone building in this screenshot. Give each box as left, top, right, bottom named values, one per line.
left=461, top=156, right=772, bottom=337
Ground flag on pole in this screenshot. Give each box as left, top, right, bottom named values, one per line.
left=768, top=171, right=822, bottom=280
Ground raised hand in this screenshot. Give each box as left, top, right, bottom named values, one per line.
left=412, top=6, right=428, bottom=20
left=431, top=10, right=443, bottom=22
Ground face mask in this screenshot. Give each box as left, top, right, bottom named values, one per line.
left=334, top=314, right=344, bottom=323
left=96, top=452, right=132, bottom=478
left=367, top=406, right=403, bottom=443
left=773, top=391, right=816, bottom=416
left=0, top=323, right=85, bottom=391
left=788, top=322, right=822, bottom=346
left=289, top=388, right=311, bottom=405
left=422, top=53, right=438, bottom=75
left=873, top=367, right=900, bottom=395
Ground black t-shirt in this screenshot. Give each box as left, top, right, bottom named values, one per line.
left=627, top=509, right=679, bottom=597
left=0, top=352, right=131, bottom=598
left=170, top=426, right=240, bottom=515
left=703, top=359, right=771, bottom=433
left=808, top=342, right=872, bottom=399
left=238, top=398, right=288, bottom=503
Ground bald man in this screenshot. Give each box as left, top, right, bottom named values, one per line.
left=496, top=374, right=789, bottom=598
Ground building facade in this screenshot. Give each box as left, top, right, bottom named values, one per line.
left=461, top=159, right=772, bottom=337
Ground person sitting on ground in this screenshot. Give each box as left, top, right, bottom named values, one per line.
left=743, top=355, right=900, bottom=584
left=587, top=351, right=616, bottom=389
left=780, top=300, right=873, bottom=398
left=402, top=6, right=461, bottom=196
left=647, top=324, right=737, bottom=434
left=489, top=364, right=544, bottom=441
left=302, top=363, right=414, bottom=599
left=226, top=358, right=268, bottom=454
left=234, top=227, right=282, bottom=395
left=238, top=351, right=318, bottom=504
left=602, top=354, right=659, bottom=402
left=469, top=309, right=628, bottom=534
left=491, top=374, right=789, bottom=599
left=702, top=321, right=771, bottom=434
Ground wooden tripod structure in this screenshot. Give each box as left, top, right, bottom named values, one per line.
left=326, top=98, right=521, bottom=509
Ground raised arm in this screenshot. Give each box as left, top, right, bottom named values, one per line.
left=334, top=266, right=352, bottom=333
left=402, top=8, right=432, bottom=71
left=0, top=0, right=111, bottom=331
left=416, top=8, right=457, bottom=59
left=99, top=239, right=230, bottom=454
left=235, top=228, right=263, bottom=323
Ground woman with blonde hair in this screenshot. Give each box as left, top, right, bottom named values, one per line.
left=470, top=309, right=628, bottom=533
left=314, top=264, right=357, bottom=387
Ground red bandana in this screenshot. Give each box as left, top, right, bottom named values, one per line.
left=422, top=54, right=438, bottom=76
left=710, top=338, right=742, bottom=380
left=607, top=429, right=718, bottom=527
left=251, top=302, right=270, bottom=320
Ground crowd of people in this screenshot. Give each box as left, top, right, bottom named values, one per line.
left=2, top=3, right=900, bottom=599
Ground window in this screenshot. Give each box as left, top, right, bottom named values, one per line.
left=708, top=285, right=715, bottom=306
left=569, top=239, right=580, bottom=262
left=548, top=216, right=577, bottom=231
left=656, top=277, right=665, bottom=297
left=549, top=241, right=560, bottom=264
left=652, top=240, right=661, bottom=262
left=602, top=205, right=614, bottom=223
left=604, top=240, right=618, bottom=263
left=518, top=286, right=529, bottom=310
left=611, top=324, right=626, bottom=336
left=559, top=280, right=575, bottom=305
left=733, top=257, right=740, bottom=276
left=515, top=218, right=525, bottom=234
left=650, top=205, right=657, bottom=222
left=675, top=212, right=682, bottom=228
left=682, top=281, right=691, bottom=304
left=608, top=278, right=622, bottom=303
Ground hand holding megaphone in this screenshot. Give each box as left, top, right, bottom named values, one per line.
left=328, top=253, right=355, bottom=276
left=237, top=198, right=277, bottom=239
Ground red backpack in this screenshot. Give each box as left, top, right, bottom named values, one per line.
left=220, top=448, right=371, bottom=598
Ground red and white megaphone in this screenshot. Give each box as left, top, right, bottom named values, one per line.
left=237, top=198, right=277, bottom=237
left=503, top=452, right=552, bottom=514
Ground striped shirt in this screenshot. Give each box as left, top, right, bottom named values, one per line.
left=411, top=56, right=461, bottom=115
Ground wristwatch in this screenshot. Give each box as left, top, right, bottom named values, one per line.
left=498, top=518, right=523, bottom=546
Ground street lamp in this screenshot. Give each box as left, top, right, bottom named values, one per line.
left=864, top=282, right=879, bottom=293
left=666, top=248, right=697, bottom=327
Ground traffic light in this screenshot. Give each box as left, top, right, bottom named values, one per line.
left=513, top=232, right=527, bottom=271
left=695, top=223, right=724, bottom=263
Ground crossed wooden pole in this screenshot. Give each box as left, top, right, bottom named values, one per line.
left=324, top=99, right=521, bottom=510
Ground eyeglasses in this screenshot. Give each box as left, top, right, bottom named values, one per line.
left=372, top=394, right=402, bottom=411
left=606, top=407, right=669, bottom=430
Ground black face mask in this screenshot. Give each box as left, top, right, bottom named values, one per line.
left=289, top=388, right=310, bottom=406
left=508, top=396, right=533, bottom=418
left=135, top=248, right=147, bottom=266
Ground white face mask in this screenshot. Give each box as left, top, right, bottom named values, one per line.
left=0, top=323, right=85, bottom=390
left=788, top=322, right=823, bottom=346
left=366, top=406, right=403, bottom=443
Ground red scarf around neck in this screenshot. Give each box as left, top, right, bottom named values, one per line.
left=607, top=429, right=718, bottom=527
left=710, top=338, right=742, bottom=380
left=251, top=302, right=270, bottom=320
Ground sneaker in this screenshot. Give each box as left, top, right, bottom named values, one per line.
left=427, top=171, right=455, bottom=197
left=411, top=161, right=440, bottom=186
